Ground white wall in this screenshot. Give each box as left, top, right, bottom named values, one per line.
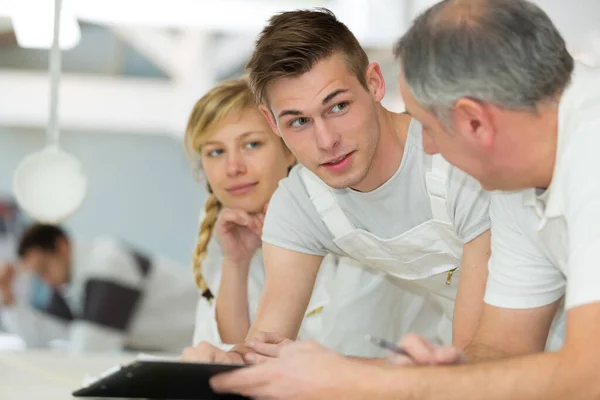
left=0, top=128, right=205, bottom=267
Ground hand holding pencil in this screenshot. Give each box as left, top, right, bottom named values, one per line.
left=366, top=334, right=466, bottom=366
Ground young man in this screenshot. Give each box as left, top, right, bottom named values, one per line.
left=206, top=1, right=600, bottom=399
left=0, top=223, right=197, bottom=352
left=183, top=8, right=492, bottom=363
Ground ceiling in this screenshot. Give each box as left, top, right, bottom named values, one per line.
left=0, top=0, right=597, bottom=139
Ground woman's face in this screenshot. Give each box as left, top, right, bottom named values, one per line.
left=200, top=107, right=295, bottom=213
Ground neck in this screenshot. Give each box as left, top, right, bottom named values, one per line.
left=351, top=106, right=409, bottom=192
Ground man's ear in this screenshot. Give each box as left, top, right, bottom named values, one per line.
left=259, top=105, right=281, bottom=137
left=453, top=98, right=494, bottom=150
left=365, top=62, right=386, bottom=103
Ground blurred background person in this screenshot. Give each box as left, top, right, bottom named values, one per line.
left=1, top=223, right=197, bottom=353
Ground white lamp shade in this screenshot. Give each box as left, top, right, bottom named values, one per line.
left=13, top=146, right=87, bottom=223
left=10, top=0, right=81, bottom=50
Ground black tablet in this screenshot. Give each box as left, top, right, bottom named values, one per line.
left=72, top=360, right=249, bottom=400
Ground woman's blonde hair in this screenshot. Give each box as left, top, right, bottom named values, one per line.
left=184, top=78, right=256, bottom=303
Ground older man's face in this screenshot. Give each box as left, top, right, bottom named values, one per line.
left=398, top=70, right=505, bottom=190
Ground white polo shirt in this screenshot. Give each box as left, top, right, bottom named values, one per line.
left=485, top=61, right=600, bottom=312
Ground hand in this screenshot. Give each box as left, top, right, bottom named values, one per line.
left=181, top=341, right=245, bottom=364
left=390, top=333, right=465, bottom=366
left=243, top=331, right=294, bottom=364
left=0, top=262, right=16, bottom=305
left=211, top=341, right=368, bottom=400
left=215, top=208, right=264, bottom=264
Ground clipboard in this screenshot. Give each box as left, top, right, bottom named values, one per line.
left=72, top=360, right=250, bottom=400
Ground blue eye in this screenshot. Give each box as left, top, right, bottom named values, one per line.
left=245, top=141, right=261, bottom=149
left=289, top=117, right=309, bottom=128
left=206, top=148, right=224, bottom=157
left=331, top=102, right=348, bottom=113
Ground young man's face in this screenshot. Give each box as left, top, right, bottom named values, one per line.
left=21, top=240, right=70, bottom=287
left=260, top=52, right=385, bottom=190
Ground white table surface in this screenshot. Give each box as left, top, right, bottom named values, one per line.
left=0, top=349, right=138, bottom=399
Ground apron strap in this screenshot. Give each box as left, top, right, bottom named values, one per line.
left=300, top=168, right=355, bottom=239
left=424, top=154, right=452, bottom=224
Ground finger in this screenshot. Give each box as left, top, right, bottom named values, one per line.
left=243, top=352, right=274, bottom=365
left=210, top=366, right=268, bottom=395
left=181, top=347, right=207, bottom=362
left=255, top=213, right=265, bottom=234
left=180, top=342, right=219, bottom=362
left=214, top=351, right=244, bottom=364
left=396, top=334, right=437, bottom=365
left=251, top=213, right=265, bottom=234
left=246, top=341, right=282, bottom=358
left=246, top=217, right=263, bottom=237
left=388, top=351, right=415, bottom=366
left=278, top=339, right=319, bottom=357
left=219, top=209, right=250, bottom=227
left=433, top=346, right=465, bottom=365
left=249, top=331, right=288, bottom=344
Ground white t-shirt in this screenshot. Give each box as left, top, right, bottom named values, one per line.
left=485, top=62, right=600, bottom=312
left=262, top=118, right=491, bottom=257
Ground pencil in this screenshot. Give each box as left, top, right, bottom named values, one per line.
left=365, top=335, right=411, bottom=358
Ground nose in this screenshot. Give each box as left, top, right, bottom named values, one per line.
left=225, top=151, right=247, bottom=177
left=314, top=120, right=341, bottom=152
left=422, top=130, right=439, bottom=155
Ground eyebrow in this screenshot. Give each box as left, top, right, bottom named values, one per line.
left=322, top=88, right=348, bottom=106
left=202, top=131, right=265, bottom=147
left=277, top=88, right=349, bottom=119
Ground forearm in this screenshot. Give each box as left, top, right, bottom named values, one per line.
left=347, top=355, right=388, bottom=365
left=226, top=246, right=322, bottom=357
left=227, top=285, right=313, bottom=358
left=371, top=351, right=588, bottom=400
left=451, top=230, right=491, bottom=350
left=464, top=340, right=512, bottom=362
left=215, top=258, right=251, bottom=344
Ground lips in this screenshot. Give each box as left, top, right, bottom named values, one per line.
left=323, top=154, right=348, bottom=165
left=226, top=182, right=257, bottom=195
left=322, top=151, right=352, bottom=165
left=320, top=151, right=354, bottom=173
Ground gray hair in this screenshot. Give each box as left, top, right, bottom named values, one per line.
left=394, top=0, right=574, bottom=124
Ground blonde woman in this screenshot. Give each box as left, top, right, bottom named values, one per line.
left=184, top=78, right=416, bottom=356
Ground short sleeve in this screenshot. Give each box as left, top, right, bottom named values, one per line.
left=445, top=166, right=491, bottom=243
left=484, top=193, right=566, bottom=309
left=261, top=167, right=331, bottom=256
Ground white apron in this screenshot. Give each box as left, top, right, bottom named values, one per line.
left=301, top=256, right=429, bottom=357
left=301, top=153, right=463, bottom=345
